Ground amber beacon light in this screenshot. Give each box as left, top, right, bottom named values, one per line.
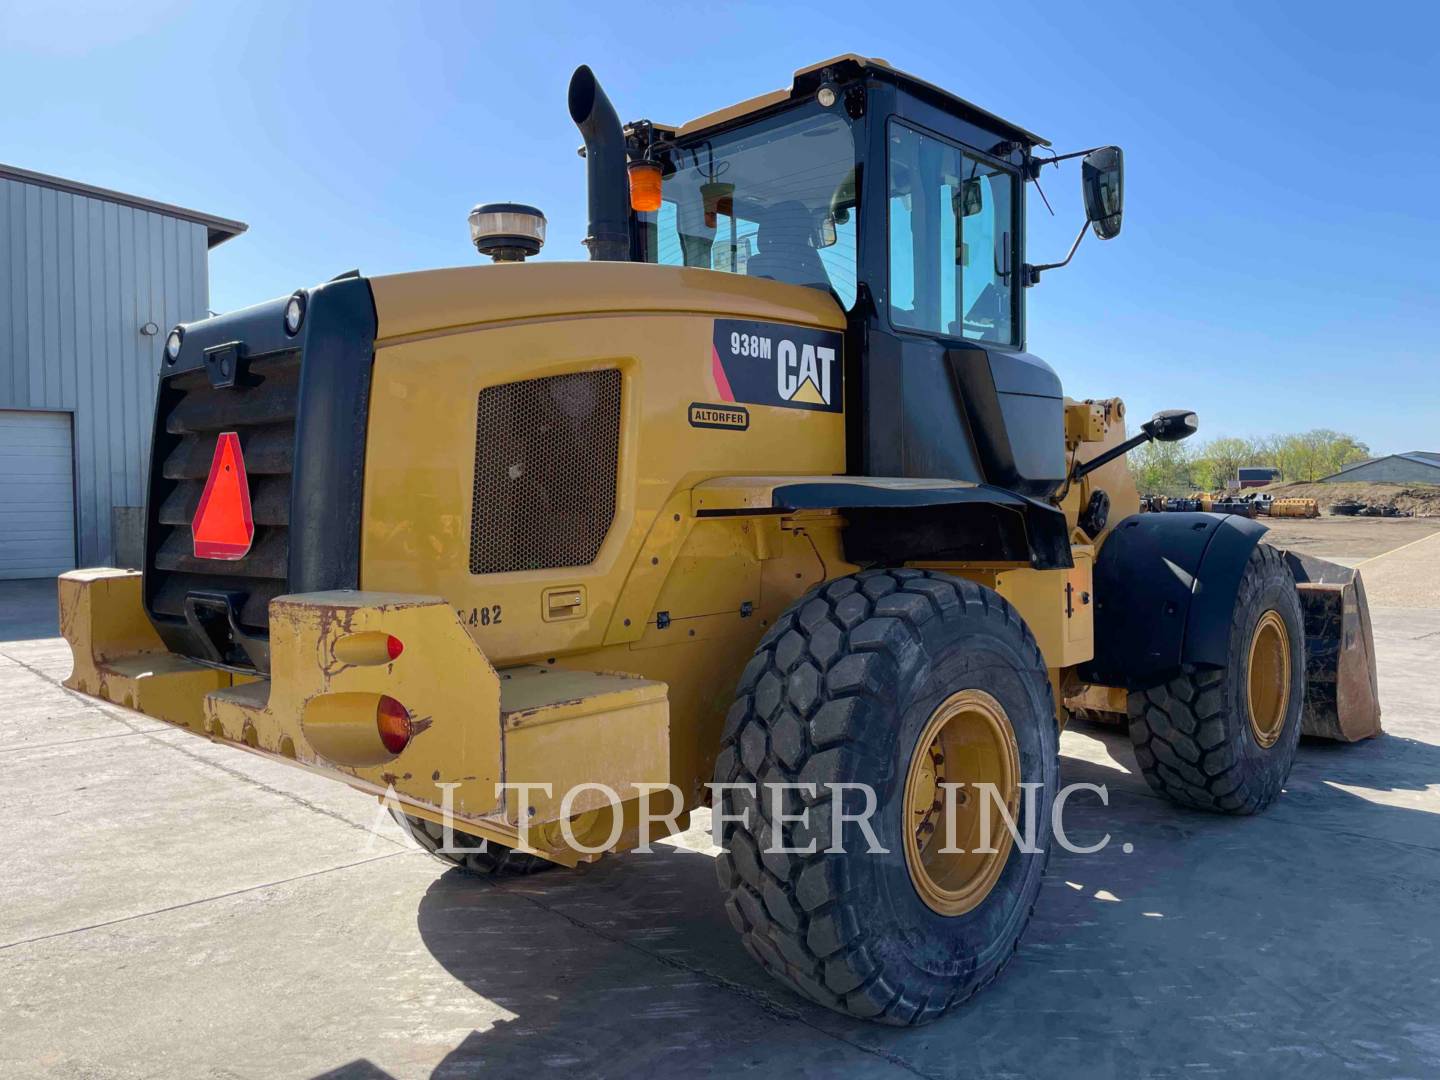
left=628, top=161, right=663, bottom=212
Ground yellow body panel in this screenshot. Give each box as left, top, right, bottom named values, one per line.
left=61, top=570, right=672, bottom=865
left=499, top=666, right=669, bottom=824
left=367, top=261, right=845, bottom=343
left=990, top=545, right=1095, bottom=670
left=361, top=265, right=847, bottom=666
left=360, top=264, right=854, bottom=806
left=207, top=589, right=506, bottom=819
left=1058, top=397, right=1140, bottom=545
left=60, top=569, right=236, bottom=726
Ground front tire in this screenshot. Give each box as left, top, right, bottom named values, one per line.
left=1127, top=543, right=1305, bottom=814
left=713, top=569, right=1058, bottom=1025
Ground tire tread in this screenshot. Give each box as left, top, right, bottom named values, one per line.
left=714, top=569, right=1052, bottom=1024
left=390, top=810, right=555, bottom=876
left=1126, top=543, right=1302, bottom=814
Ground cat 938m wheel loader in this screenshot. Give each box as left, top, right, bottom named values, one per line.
left=60, top=56, right=1382, bottom=1025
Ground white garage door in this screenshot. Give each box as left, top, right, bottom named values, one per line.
left=0, top=410, right=77, bottom=579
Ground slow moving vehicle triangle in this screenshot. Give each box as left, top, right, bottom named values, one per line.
left=191, top=431, right=254, bottom=560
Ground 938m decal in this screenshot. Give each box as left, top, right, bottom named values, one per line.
left=712, top=319, right=843, bottom=413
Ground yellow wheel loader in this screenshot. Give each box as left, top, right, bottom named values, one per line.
left=59, top=55, right=1382, bottom=1025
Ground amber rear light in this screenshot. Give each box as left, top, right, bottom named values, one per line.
left=376, top=696, right=412, bottom=754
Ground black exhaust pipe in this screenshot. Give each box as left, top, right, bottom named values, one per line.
left=568, top=65, right=630, bottom=262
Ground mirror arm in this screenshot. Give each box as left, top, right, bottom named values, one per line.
left=1072, top=428, right=1153, bottom=482
left=1072, top=408, right=1198, bottom=481
left=1024, top=144, right=1110, bottom=179
left=1023, top=219, right=1088, bottom=286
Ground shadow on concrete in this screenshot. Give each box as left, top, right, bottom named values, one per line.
left=1072, top=708, right=1440, bottom=821
left=413, top=846, right=819, bottom=1077
left=0, top=579, right=59, bottom=642
left=342, top=713, right=1440, bottom=1078
left=310, top=1063, right=394, bottom=1080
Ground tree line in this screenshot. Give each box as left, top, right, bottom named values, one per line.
left=1128, top=429, right=1371, bottom=496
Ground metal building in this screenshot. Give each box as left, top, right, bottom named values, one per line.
left=1319, top=452, right=1440, bottom=485
left=0, top=164, right=245, bottom=578
left=1237, top=466, right=1281, bottom=489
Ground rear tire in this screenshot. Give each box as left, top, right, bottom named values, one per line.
left=390, top=810, right=556, bottom=876
left=713, top=569, right=1058, bottom=1025
left=1127, top=544, right=1304, bottom=814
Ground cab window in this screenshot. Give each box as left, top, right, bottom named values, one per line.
left=887, top=120, right=1016, bottom=345
left=648, top=106, right=859, bottom=309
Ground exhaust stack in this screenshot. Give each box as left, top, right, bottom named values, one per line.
left=568, top=65, right=630, bottom=261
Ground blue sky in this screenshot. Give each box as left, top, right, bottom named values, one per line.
left=3, top=0, right=1436, bottom=453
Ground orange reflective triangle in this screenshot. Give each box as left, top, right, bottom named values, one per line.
left=191, top=431, right=255, bottom=560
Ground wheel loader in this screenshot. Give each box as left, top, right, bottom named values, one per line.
left=59, top=55, right=1383, bottom=1025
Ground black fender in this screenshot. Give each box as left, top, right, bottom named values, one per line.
left=771, top=481, right=1073, bottom=570
left=1079, top=512, right=1268, bottom=689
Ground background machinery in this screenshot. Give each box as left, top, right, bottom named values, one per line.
left=1270, top=497, right=1322, bottom=518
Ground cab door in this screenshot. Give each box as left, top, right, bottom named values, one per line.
left=855, top=107, right=1062, bottom=497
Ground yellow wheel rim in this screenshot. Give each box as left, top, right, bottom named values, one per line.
left=902, top=689, right=1021, bottom=917
left=1247, top=610, right=1291, bottom=749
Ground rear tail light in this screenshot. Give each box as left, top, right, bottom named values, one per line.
left=333, top=632, right=405, bottom=666
left=376, top=695, right=411, bottom=754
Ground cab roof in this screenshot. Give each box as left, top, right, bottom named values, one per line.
left=663, top=54, right=1049, bottom=149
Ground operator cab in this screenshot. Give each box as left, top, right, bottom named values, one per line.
left=614, top=55, right=1124, bottom=497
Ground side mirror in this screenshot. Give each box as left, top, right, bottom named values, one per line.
left=957, top=178, right=984, bottom=218
left=1070, top=406, right=1196, bottom=482
left=1142, top=409, right=1198, bottom=443
left=1081, top=146, right=1124, bottom=240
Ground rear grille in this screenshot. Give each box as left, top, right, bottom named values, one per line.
left=147, top=351, right=299, bottom=633
left=469, top=369, right=622, bottom=574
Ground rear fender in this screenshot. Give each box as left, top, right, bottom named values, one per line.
left=1080, top=512, right=1266, bottom=689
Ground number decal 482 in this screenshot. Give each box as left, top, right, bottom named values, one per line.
left=459, top=605, right=503, bottom=627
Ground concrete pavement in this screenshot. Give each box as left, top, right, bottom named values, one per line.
left=1358, top=531, right=1440, bottom=608
left=1, top=582, right=1437, bottom=1078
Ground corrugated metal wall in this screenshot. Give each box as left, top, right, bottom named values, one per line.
left=0, top=176, right=209, bottom=566
left=1324, top=458, right=1440, bottom=485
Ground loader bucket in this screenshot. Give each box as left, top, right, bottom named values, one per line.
left=1281, top=551, right=1382, bottom=741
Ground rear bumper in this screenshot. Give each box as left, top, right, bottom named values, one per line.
left=60, top=569, right=671, bottom=865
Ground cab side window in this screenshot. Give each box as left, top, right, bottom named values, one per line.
left=887, top=121, right=1016, bottom=345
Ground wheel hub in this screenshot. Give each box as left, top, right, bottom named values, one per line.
left=902, top=689, right=1021, bottom=917
left=1247, top=609, right=1291, bottom=749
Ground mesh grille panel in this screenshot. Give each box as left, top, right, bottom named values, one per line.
left=469, top=369, right=622, bottom=574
